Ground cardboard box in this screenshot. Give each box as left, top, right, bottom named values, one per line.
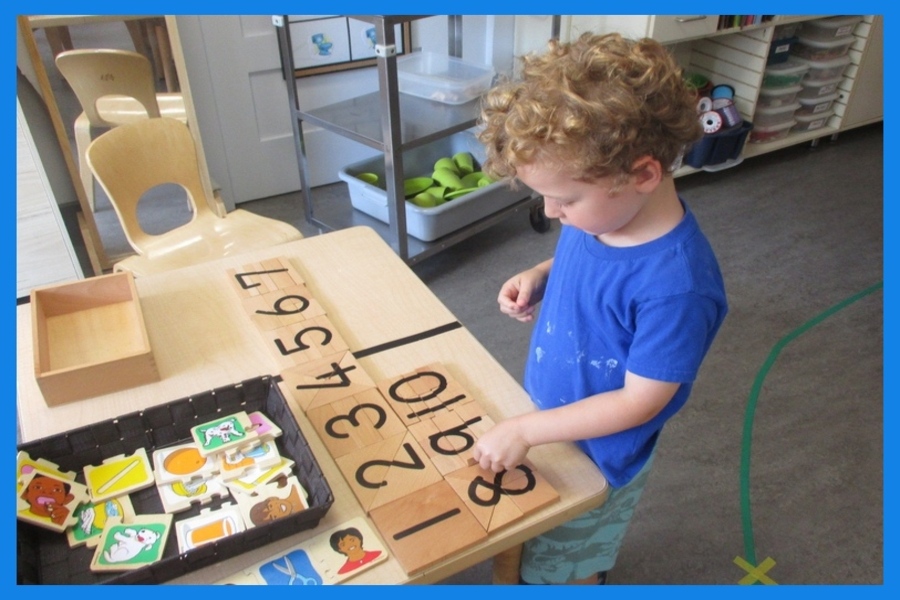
left=31, top=272, right=159, bottom=406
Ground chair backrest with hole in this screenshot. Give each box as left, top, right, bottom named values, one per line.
left=85, top=117, right=214, bottom=253
left=56, top=49, right=161, bottom=127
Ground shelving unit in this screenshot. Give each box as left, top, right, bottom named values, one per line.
left=519, top=15, right=881, bottom=176
left=274, top=15, right=542, bottom=265
left=660, top=15, right=882, bottom=173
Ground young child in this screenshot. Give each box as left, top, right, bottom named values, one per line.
left=472, top=32, right=729, bottom=584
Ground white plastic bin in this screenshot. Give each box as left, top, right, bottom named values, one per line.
left=397, top=51, right=495, bottom=105
left=796, top=93, right=839, bottom=116
left=799, top=16, right=862, bottom=41
left=757, top=85, right=803, bottom=109
left=338, top=129, right=532, bottom=242
left=798, top=76, right=843, bottom=99
left=754, top=102, right=801, bottom=128
left=792, top=54, right=851, bottom=81
left=791, top=35, right=854, bottom=61
left=792, top=110, right=835, bottom=133
left=762, top=59, right=810, bottom=88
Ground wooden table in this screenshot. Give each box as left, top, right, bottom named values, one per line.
left=16, top=226, right=607, bottom=584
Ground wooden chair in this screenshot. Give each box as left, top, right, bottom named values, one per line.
left=86, top=117, right=304, bottom=277
left=55, top=48, right=187, bottom=211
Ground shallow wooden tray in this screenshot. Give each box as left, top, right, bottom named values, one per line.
left=31, top=271, right=160, bottom=406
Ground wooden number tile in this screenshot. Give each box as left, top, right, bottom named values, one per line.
left=407, top=409, right=496, bottom=476
left=280, top=351, right=376, bottom=413
left=265, top=315, right=349, bottom=369
left=369, top=480, right=488, bottom=575
left=241, top=284, right=327, bottom=331
left=334, top=431, right=443, bottom=514
left=227, top=262, right=287, bottom=298
left=444, top=461, right=560, bottom=534
left=258, top=257, right=306, bottom=289
left=377, top=363, right=472, bottom=428
left=307, top=388, right=407, bottom=460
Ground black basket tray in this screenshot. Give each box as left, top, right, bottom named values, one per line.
left=17, top=375, right=334, bottom=584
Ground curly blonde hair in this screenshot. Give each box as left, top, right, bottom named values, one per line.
left=478, top=32, right=702, bottom=188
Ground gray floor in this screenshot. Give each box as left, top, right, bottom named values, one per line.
left=33, top=22, right=883, bottom=585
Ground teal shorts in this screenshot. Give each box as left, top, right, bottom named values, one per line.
left=519, top=453, right=655, bottom=583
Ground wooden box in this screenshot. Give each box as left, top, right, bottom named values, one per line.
left=31, top=271, right=159, bottom=406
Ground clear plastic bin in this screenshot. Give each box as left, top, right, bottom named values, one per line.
left=792, top=110, right=834, bottom=132
left=799, top=16, right=862, bottom=41
left=791, top=35, right=854, bottom=61
left=397, top=51, right=495, bottom=105
left=754, top=102, right=801, bottom=128
left=762, top=59, right=810, bottom=88
left=793, top=54, right=851, bottom=81
left=798, top=76, right=843, bottom=99
left=749, top=120, right=796, bottom=144
left=757, top=84, right=802, bottom=109
left=796, top=92, right=839, bottom=116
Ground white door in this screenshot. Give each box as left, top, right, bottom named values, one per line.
left=177, top=15, right=385, bottom=208
left=183, top=16, right=300, bottom=205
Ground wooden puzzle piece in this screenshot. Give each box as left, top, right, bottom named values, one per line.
left=226, top=257, right=305, bottom=299
left=241, top=284, right=327, bottom=331
left=83, top=448, right=155, bottom=504
left=216, top=438, right=283, bottom=481
left=17, top=469, right=90, bottom=532
left=306, top=387, right=407, bottom=460
left=309, top=516, right=389, bottom=583
left=152, top=442, right=218, bottom=485
left=225, top=457, right=295, bottom=496
left=232, top=474, right=309, bottom=528
left=407, top=408, right=495, bottom=476
left=376, top=363, right=473, bottom=428
left=16, top=451, right=77, bottom=488
left=175, top=502, right=245, bottom=554
left=247, top=410, right=283, bottom=440
left=156, top=475, right=231, bottom=514
left=254, top=548, right=327, bottom=585
left=334, top=431, right=443, bottom=514
left=280, top=351, right=377, bottom=413
left=444, top=461, right=560, bottom=534
left=66, top=495, right=136, bottom=548
left=368, top=480, right=487, bottom=575
left=265, top=314, right=350, bottom=369
left=90, top=514, right=173, bottom=572
left=236, top=516, right=387, bottom=585
left=189, top=411, right=258, bottom=457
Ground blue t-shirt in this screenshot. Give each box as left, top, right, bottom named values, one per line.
left=523, top=202, right=728, bottom=487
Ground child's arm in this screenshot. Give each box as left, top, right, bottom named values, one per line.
left=497, top=259, right=553, bottom=322
left=472, top=371, right=679, bottom=473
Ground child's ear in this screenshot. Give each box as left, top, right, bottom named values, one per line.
left=630, top=156, right=663, bottom=193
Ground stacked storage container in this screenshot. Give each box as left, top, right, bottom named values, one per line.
left=751, top=59, right=808, bottom=143
left=789, top=16, right=862, bottom=133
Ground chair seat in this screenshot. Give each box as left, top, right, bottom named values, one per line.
left=94, top=93, right=187, bottom=127
left=113, top=209, right=304, bottom=277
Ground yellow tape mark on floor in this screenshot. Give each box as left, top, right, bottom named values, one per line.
left=734, top=555, right=777, bottom=585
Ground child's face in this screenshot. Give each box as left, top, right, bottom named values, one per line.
left=518, top=162, right=647, bottom=241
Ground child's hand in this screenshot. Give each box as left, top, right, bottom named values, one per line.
left=472, top=418, right=531, bottom=473
left=497, top=265, right=549, bottom=323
